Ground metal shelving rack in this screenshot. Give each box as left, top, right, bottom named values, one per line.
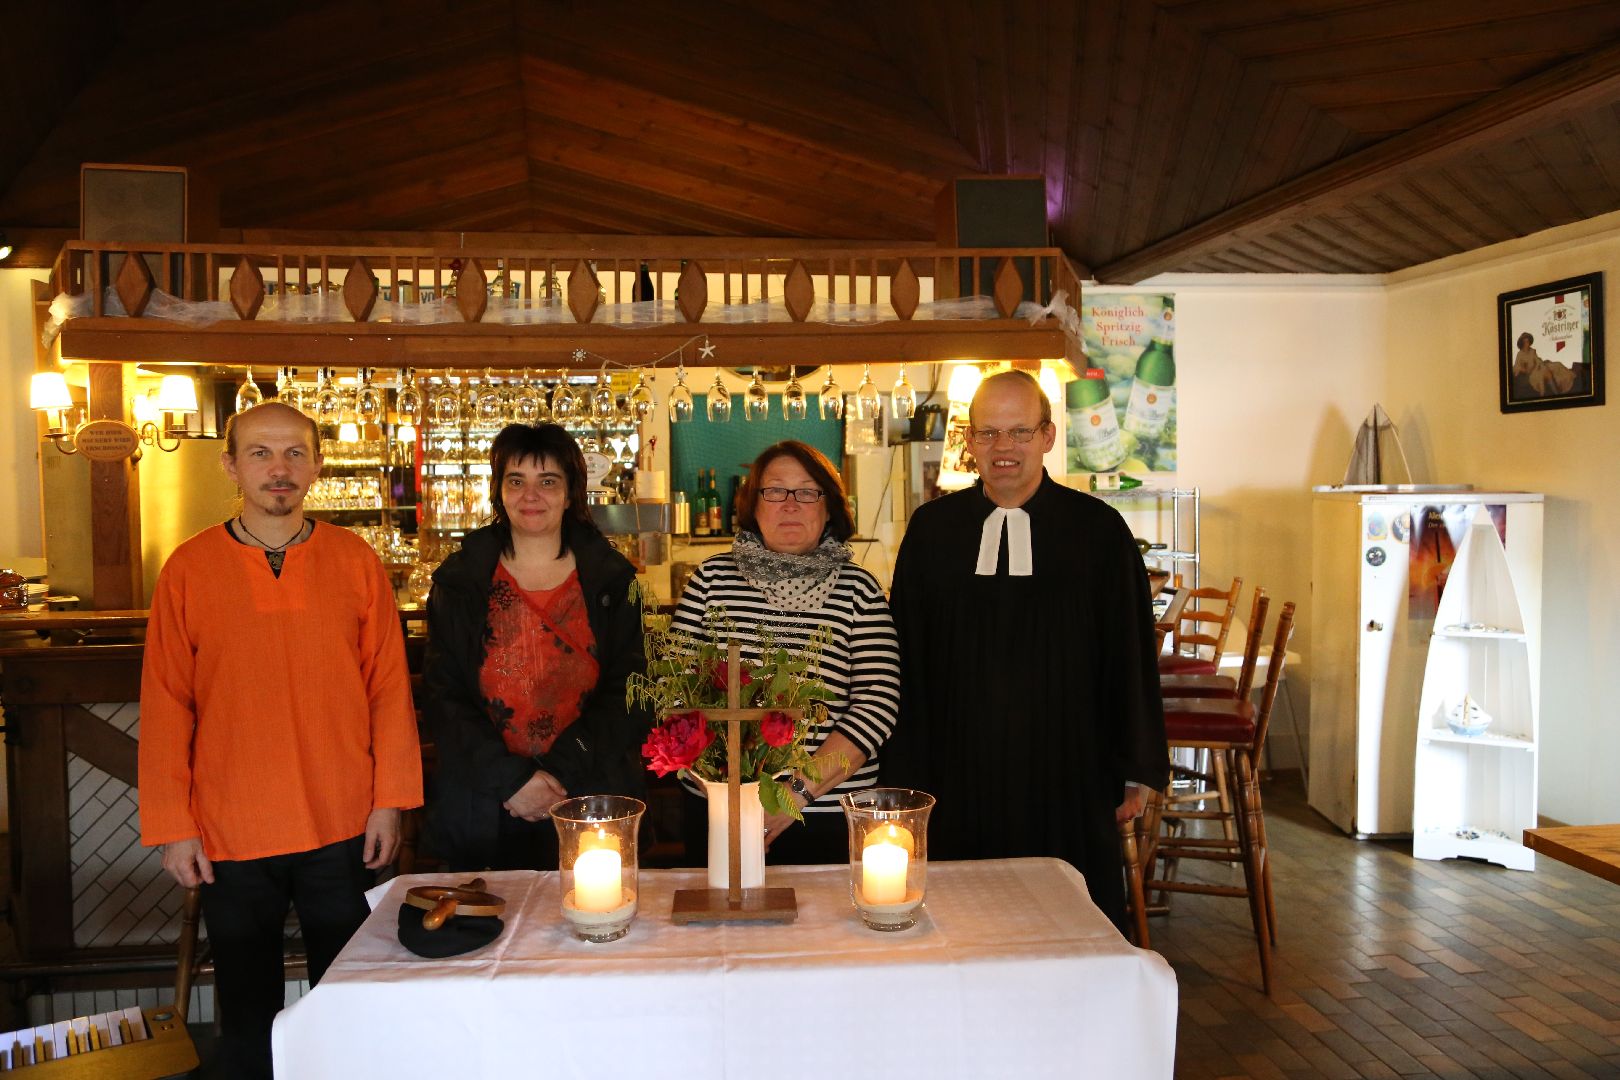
left=1091, top=486, right=1200, bottom=589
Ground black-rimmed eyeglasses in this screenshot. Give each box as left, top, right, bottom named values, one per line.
left=758, top=487, right=825, bottom=503
left=968, top=424, right=1047, bottom=445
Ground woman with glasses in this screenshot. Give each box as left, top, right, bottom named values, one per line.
left=670, top=440, right=901, bottom=864
left=422, top=423, right=650, bottom=871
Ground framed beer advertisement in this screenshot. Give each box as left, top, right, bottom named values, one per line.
left=1497, top=272, right=1604, bottom=413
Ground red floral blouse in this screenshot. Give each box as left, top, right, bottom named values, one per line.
left=478, top=562, right=600, bottom=757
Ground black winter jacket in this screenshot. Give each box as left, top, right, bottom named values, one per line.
left=421, top=521, right=650, bottom=868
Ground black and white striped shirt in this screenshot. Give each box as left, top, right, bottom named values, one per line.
left=671, top=553, right=901, bottom=810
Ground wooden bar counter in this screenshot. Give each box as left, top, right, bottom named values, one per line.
left=0, top=612, right=154, bottom=969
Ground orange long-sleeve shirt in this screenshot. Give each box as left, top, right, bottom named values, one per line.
left=139, top=522, right=422, bottom=862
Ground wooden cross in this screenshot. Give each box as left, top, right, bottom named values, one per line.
left=671, top=640, right=799, bottom=924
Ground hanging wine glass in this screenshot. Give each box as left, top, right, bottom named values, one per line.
left=629, top=369, right=656, bottom=422
left=315, top=367, right=344, bottom=425
left=854, top=364, right=881, bottom=421
left=551, top=374, right=578, bottom=422
left=476, top=369, right=504, bottom=425
left=668, top=365, right=695, bottom=423
left=783, top=370, right=808, bottom=421
left=432, top=374, right=461, bottom=426
left=395, top=368, right=423, bottom=426
left=513, top=368, right=543, bottom=423
left=744, top=370, right=770, bottom=422
left=235, top=366, right=263, bottom=413
left=591, top=371, right=617, bottom=422
left=707, top=373, right=732, bottom=423
left=819, top=367, right=844, bottom=420
left=276, top=366, right=302, bottom=413
left=891, top=364, right=917, bottom=420
left=356, top=367, right=384, bottom=425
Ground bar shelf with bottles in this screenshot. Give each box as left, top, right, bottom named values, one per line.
left=419, top=370, right=646, bottom=540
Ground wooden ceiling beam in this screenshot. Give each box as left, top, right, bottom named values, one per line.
left=1095, top=39, right=1620, bottom=282
left=0, top=227, right=77, bottom=269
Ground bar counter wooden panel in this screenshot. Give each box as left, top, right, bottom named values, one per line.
left=1524, top=824, right=1620, bottom=887
left=1, top=637, right=145, bottom=962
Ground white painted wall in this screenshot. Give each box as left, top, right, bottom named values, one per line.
left=0, top=268, right=50, bottom=566
left=1093, top=276, right=1389, bottom=771
left=1382, top=211, right=1620, bottom=826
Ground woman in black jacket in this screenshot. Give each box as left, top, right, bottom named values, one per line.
left=423, top=423, right=649, bottom=871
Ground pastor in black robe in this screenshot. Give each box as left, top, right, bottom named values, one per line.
left=885, top=471, right=1168, bottom=932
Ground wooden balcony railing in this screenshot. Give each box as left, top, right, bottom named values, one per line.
left=49, top=240, right=1084, bottom=367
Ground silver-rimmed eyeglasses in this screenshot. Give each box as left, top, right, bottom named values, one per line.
left=758, top=487, right=825, bottom=504
left=969, top=424, right=1047, bottom=445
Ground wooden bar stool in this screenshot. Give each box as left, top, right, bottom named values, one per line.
left=1146, top=601, right=1296, bottom=995
left=1158, top=589, right=1270, bottom=848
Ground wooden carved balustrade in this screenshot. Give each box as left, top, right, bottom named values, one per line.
left=49, top=240, right=1082, bottom=368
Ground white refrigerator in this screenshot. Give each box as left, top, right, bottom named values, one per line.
left=1308, top=487, right=1543, bottom=837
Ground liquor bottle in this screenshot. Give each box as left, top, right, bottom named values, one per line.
left=728, top=474, right=742, bottom=535
left=700, top=469, right=715, bottom=536
left=1065, top=370, right=1126, bottom=472
left=1122, top=303, right=1176, bottom=441
left=692, top=472, right=711, bottom=537
left=707, top=471, right=724, bottom=535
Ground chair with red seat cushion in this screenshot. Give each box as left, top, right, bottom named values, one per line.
left=1146, top=600, right=1295, bottom=996
left=1157, top=590, right=1269, bottom=848
left=1161, top=587, right=1269, bottom=701
left=1157, top=576, right=1242, bottom=677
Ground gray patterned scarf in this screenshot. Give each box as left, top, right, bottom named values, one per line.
left=731, top=530, right=853, bottom=611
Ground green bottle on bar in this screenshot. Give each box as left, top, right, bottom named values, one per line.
left=1065, top=371, right=1126, bottom=472
left=1122, top=303, right=1176, bottom=440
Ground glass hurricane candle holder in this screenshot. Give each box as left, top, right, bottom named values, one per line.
left=840, top=788, right=935, bottom=931
left=552, top=795, right=645, bottom=943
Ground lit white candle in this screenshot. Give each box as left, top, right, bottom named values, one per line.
left=862, top=840, right=910, bottom=905
left=573, top=847, right=623, bottom=912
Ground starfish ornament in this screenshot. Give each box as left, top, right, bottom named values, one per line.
left=698, top=339, right=716, bottom=360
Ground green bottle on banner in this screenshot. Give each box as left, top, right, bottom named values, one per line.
left=1066, top=371, right=1126, bottom=472
left=1122, top=304, right=1176, bottom=440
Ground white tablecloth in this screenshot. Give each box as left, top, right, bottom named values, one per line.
left=272, top=858, right=1177, bottom=1079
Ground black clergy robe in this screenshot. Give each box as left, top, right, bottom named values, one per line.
left=885, top=472, right=1168, bottom=932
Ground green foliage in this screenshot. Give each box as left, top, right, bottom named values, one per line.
left=629, top=594, right=833, bottom=823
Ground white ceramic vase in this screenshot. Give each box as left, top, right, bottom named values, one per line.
left=698, top=777, right=765, bottom=890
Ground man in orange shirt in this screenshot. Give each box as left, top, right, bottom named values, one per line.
left=139, top=402, right=421, bottom=1080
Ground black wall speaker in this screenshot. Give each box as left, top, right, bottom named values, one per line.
left=81, top=163, right=190, bottom=290
left=935, top=176, right=1050, bottom=301
left=81, top=164, right=189, bottom=243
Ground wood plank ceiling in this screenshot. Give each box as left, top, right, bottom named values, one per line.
left=2, top=0, right=1619, bottom=281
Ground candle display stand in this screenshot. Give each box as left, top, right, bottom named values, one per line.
left=671, top=641, right=798, bottom=924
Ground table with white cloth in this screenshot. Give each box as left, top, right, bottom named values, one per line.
left=272, top=857, right=1178, bottom=1079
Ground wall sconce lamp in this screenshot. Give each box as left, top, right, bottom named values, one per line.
left=138, top=375, right=200, bottom=453
left=31, top=372, right=81, bottom=454
left=0, top=231, right=14, bottom=262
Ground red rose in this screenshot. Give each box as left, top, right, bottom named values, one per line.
left=642, top=711, right=715, bottom=777
left=710, top=661, right=753, bottom=693
left=760, top=710, right=795, bottom=748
